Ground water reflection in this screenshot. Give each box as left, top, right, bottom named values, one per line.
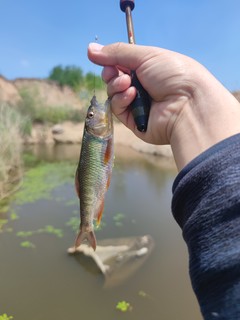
left=0, top=144, right=202, bottom=320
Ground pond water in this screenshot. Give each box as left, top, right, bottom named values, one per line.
left=0, top=144, right=202, bottom=320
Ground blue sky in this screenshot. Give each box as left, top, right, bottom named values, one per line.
left=1, top=0, right=240, bottom=91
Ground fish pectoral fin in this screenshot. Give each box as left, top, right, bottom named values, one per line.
left=74, top=170, right=80, bottom=198
left=103, top=138, right=113, bottom=165
left=75, top=230, right=97, bottom=251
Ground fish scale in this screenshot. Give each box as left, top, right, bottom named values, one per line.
left=79, top=133, right=109, bottom=211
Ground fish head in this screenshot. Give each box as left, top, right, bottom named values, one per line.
left=85, top=95, right=113, bottom=138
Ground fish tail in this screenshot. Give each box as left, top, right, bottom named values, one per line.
left=74, top=229, right=97, bottom=251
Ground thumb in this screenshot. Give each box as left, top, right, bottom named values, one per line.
left=88, top=42, right=155, bottom=70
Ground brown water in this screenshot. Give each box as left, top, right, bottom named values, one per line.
left=0, top=145, right=202, bottom=319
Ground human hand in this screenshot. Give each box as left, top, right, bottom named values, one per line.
left=88, top=42, right=240, bottom=170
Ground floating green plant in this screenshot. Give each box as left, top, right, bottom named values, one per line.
left=116, top=300, right=132, bottom=312
left=10, top=210, right=19, bottom=221
left=17, top=231, right=34, bottom=237
left=0, top=314, right=13, bottom=320
left=14, top=162, right=74, bottom=205
left=65, top=199, right=79, bottom=207
left=17, top=225, right=63, bottom=239
left=138, top=290, right=148, bottom=298
left=20, top=241, right=36, bottom=249
left=0, top=205, right=9, bottom=214
left=38, top=225, right=63, bottom=238
left=113, top=213, right=125, bottom=227
left=0, top=219, right=8, bottom=232
left=66, top=216, right=79, bottom=232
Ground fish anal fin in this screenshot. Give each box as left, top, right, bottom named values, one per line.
left=106, top=175, right=111, bottom=189
left=95, top=199, right=104, bottom=226
left=75, top=230, right=97, bottom=251
left=75, top=170, right=80, bottom=198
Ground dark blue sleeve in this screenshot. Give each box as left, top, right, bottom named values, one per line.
left=172, top=134, right=240, bottom=320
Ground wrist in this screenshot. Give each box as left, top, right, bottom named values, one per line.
left=170, top=65, right=240, bottom=171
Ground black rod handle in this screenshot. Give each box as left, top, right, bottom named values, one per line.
left=130, top=70, right=151, bottom=132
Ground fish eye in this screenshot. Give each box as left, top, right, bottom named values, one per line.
left=88, top=111, right=94, bottom=118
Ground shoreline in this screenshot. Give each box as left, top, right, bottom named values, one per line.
left=23, top=121, right=174, bottom=162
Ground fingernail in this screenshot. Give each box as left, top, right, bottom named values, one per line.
left=88, top=42, right=104, bottom=52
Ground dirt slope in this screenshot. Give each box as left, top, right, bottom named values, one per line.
left=14, top=78, right=83, bottom=109
left=0, top=76, right=21, bottom=105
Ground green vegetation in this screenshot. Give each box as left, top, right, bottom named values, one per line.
left=0, top=218, right=8, bottom=231
left=17, top=225, right=63, bottom=248
left=116, top=301, right=132, bottom=312
left=0, top=103, right=26, bottom=199
left=1, top=160, right=74, bottom=234
left=0, top=314, right=13, bottom=320
left=48, top=65, right=103, bottom=91
left=16, top=225, right=64, bottom=249
left=20, top=241, right=36, bottom=249
left=14, top=162, right=74, bottom=205
left=49, top=65, right=84, bottom=91
left=17, top=225, right=63, bottom=238
left=18, top=88, right=85, bottom=125
left=84, top=72, right=103, bottom=91
left=66, top=216, right=79, bottom=233
left=113, top=213, right=125, bottom=227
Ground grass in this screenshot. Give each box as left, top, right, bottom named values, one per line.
left=18, top=88, right=86, bottom=124
left=0, top=103, right=25, bottom=199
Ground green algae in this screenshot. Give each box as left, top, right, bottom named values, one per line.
left=17, top=225, right=63, bottom=239
left=14, top=162, right=74, bottom=205
left=20, top=241, right=36, bottom=249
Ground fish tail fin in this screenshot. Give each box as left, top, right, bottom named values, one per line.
left=74, top=230, right=97, bottom=251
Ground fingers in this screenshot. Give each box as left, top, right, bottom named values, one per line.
left=101, top=66, right=119, bottom=83
left=107, top=74, right=132, bottom=97
left=110, top=86, right=137, bottom=130
left=88, top=42, right=157, bottom=70
left=102, top=65, right=132, bottom=99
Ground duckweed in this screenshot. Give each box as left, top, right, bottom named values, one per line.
left=17, top=225, right=63, bottom=239
left=20, top=241, right=36, bottom=249
left=0, top=314, right=13, bottom=320
left=116, top=300, right=132, bottom=312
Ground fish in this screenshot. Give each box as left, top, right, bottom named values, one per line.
left=74, top=95, right=114, bottom=251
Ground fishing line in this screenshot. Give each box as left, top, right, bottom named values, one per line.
left=93, top=35, right=98, bottom=96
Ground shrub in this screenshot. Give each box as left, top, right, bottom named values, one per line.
left=48, top=65, right=84, bottom=91
left=18, top=88, right=85, bottom=124
left=0, top=103, right=25, bottom=199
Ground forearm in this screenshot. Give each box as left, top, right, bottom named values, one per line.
left=172, top=135, right=240, bottom=319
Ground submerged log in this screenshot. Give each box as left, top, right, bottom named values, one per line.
left=68, top=235, right=154, bottom=288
